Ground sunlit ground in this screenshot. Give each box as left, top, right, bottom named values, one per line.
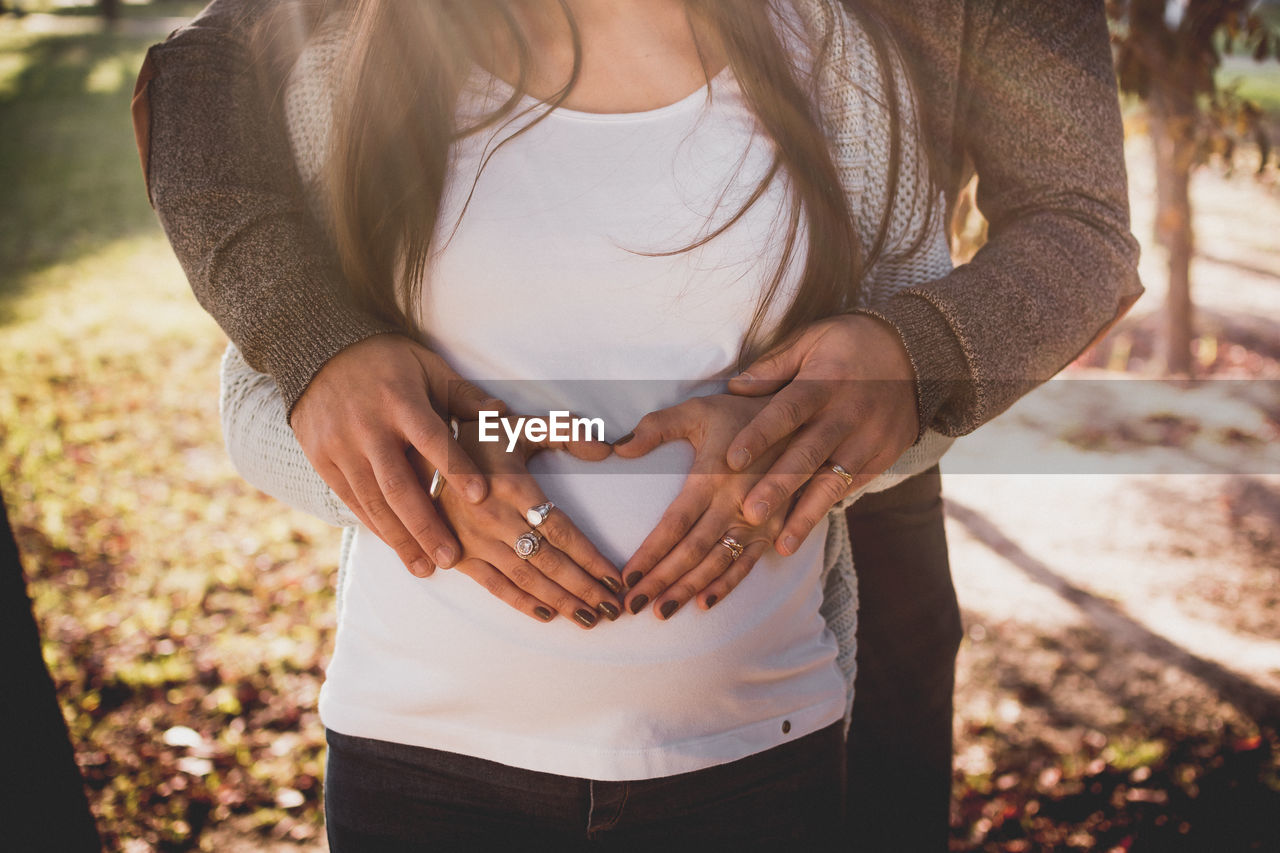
left=1, top=5, right=1277, bottom=851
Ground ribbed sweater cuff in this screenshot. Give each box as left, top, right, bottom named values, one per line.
left=257, top=308, right=400, bottom=423
left=849, top=292, right=969, bottom=444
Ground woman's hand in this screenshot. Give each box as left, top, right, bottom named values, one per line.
left=611, top=394, right=787, bottom=619
left=725, top=314, right=920, bottom=555
left=290, top=334, right=503, bottom=577
left=410, top=419, right=626, bottom=629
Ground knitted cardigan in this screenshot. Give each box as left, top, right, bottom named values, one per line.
left=136, top=0, right=1142, bottom=437
left=216, top=0, right=956, bottom=724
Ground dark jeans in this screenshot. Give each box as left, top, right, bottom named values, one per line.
left=845, top=464, right=960, bottom=851
left=325, top=723, right=845, bottom=852
left=1, top=499, right=102, bottom=853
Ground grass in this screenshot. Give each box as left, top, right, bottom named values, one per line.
left=1218, top=55, right=1280, bottom=117
left=0, top=1, right=205, bottom=321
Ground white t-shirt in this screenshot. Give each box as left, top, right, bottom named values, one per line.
left=318, top=54, right=847, bottom=780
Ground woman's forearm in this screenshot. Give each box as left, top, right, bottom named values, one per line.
left=219, top=344, right=360, bottom=528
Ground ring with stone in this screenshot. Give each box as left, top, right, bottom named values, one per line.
left=525, top=501, right=554, bottom=529
left=718, top=535, right=745, bottom=561
left=514, top=530, right=543, bottom=560
left=829, top=462, right=854, bottom=489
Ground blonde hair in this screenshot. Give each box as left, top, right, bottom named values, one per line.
left=256, top=0, right=930, bottom=365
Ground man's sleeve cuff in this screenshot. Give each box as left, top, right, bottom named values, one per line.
left=849, top=292, right=970, bottom=444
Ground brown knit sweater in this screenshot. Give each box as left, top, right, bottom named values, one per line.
left=133, top=0, right=1142, bottom=435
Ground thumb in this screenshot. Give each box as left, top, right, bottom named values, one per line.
left=727, top=337, right=807, bottom=397
left=611, top=404, right=692, bottom=459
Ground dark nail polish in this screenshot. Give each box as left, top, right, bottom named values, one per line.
left=705, top=594, right=719, bottom=609
left=612, top=432, right=636, bottom=447
left=625, top=571, right=644, bottom=589
left=659, top=600, right=679, bottom=620
left=597, top=601, right=620, bottom=621
left=573, top=608, right=598, bottom=628
left=534, top=606, right=553, bottom=622
left=629, top=594, right=649, bottom=615
left=601, top=576, right=623, bottom=595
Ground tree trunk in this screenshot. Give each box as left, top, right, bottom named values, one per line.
left=1149, top=87, right=1197, bottom=376
left=101, top=0, right=120, bottom=22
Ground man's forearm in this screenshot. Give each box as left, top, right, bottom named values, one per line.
left=135, top=0, right=396, bottom=417
left=862, top=0, right=1143, bottom=437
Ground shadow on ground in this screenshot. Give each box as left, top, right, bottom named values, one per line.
left=948, top=494, right=1280, bottom=851
left=0, top=27, right=167, bottom=322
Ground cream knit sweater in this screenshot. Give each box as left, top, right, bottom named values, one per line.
left=218, top=0, right=955, bottom=726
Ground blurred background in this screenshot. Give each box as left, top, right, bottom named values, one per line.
left=0, top=0, right=1277, bottom=850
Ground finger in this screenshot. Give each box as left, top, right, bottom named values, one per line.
left=557, top=437, right=613, bottom=462
left=312, top=456, right=383, bottom=538
left=528, top=541, right=621, bottom=622
left=618, top=484, right=711, bottom=592
left=626, top=510, right=729, bottom=616
left=739, top=417, right=848, bottom=524
left=726, top=335, right=808, bottom=396
left=522, top=413, right=612, bottom=462
left=537, top=508, right=625, bottom=598
left=495, top=475, right=623, bottom=600
left=400, top=404, right=488, bottom=505
left=725, top=382, right=826, bottom=472
left=419, top=350, right=506, bottom=420
left=777, top=446, right=891, bottom=556
left=365, top=444, right=464, bottom=569
left=697, top=540, right=768, bottom=610
left=611, top=403, right=696, bottom=460
left=453, top=558, right=558, bottom=623
left=344, top=458, right=446, bottom=576
left=650, top=533, right=740, bottom=620
left=493, top=547, right=600, bottom=630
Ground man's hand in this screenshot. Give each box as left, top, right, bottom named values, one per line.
left=289, top=334, right=502, bottom=576
left=726, top=314, right=920, bottom=555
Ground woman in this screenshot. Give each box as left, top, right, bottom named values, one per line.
left=217, top=0, right=952, bottom=846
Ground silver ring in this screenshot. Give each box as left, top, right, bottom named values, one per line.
left=829, top=463, right=854, bottom=489
left=514, top=530, right=543, bottom=560
left=525, top=501, right=554, bottom=528
left=718, top=535, right=744, bottom=561
left=429, top=417, right=461, bottom=501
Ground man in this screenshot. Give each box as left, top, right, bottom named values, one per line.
left=133, top=1, right=1140, bottom=846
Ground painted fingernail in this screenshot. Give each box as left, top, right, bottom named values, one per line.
left=659, top=600, right=679, bottom=620
left=625, top=571, right=644, bottom=589
left=411, top=559, right=433, bottom=578
left=612, top=432, right=636, bottom=448
left=782, top=535, right=799, bottom=554
left=433, top=545, right=456, bottom=566
left=574, top=608, right=598, bottom=628
left=465, top=482, right=485, bottom=504
left=751, top=501, right=770, bottom=521
left=534, top=606, right=554, bottom=622
left=597, top=601, right=620, bottom=621
left=729, top=447, right=751, bottom=470
left=705, top=594, right=719, bottom=609
left=629, top=594, right=649, bottom=615
left=601, top=576, right=623, bottom=595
